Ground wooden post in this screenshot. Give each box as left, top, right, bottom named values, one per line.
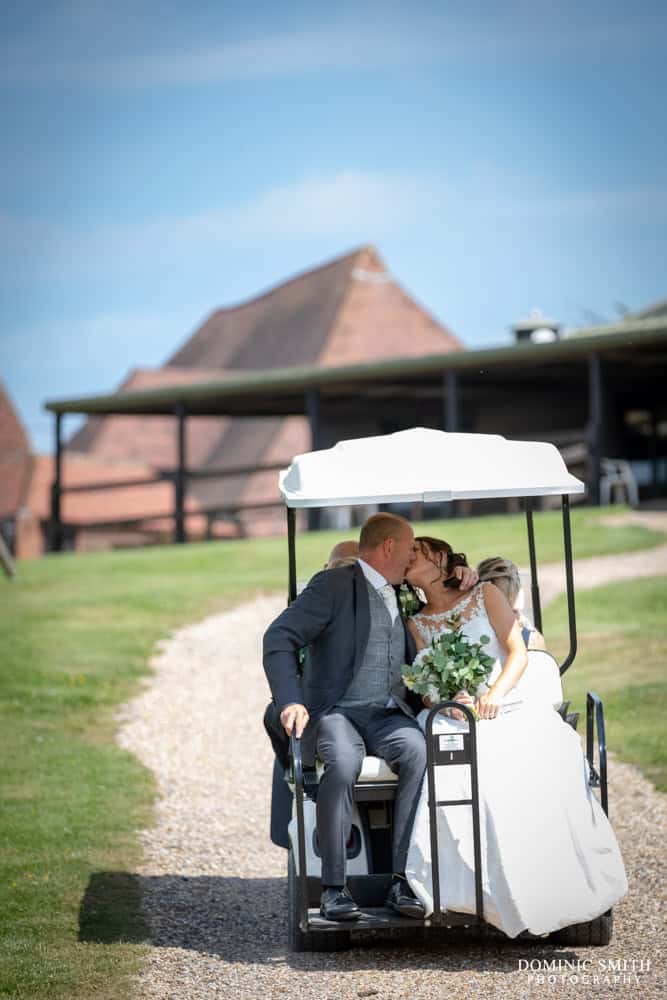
left=443, top=371, right=459, bottom=517
left=0, top=532, right=16, bottom=579
left=306, top=389, right=321, bottom=531
left=174, top=404, right=187, bottom=544
left=50, top=412, right=63, bottom=552
left=443, top=370, right=459, bottom=432
left=587, top=355, right=603, bottom=506
left=650, top=409, right=658, bottom=498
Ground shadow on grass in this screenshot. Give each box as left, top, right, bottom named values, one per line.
left=79, top=871, right=150, bottom=944
left=78, top=872, right=582, bottom=972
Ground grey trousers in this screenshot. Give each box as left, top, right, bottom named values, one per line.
left=315, top=706, right=426, bottom=886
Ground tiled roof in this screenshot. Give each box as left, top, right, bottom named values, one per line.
left=63, top=245, right=463, bottom=531
left=0, top=382, right=32, bottom=519
left=68, top=367, right=229, bottom=466
left=319, top=247, right=461, bottom=364
left=167, top=248, right=361, bottom=370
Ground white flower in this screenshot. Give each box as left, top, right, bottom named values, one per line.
left=412, top=648, right=429, bottom=669
left=426, top=684, right=440, bottom=704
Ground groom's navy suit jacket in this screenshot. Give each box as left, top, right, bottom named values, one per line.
left=263, top=561, right=421, bottom=724
left=263, top=561, right=421, bottom=846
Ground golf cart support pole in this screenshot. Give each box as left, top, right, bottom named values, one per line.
left=524, top=498, right=542, bottom=634
left=425, top=702, right=484, bottom=925
left=287, top=506, right=297, bottom=604
left=560, top=494, right=578, bottom=675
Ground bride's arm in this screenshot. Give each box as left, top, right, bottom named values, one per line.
left=408, top=617, right=446, bottom=712
left=475, top=583, right=528, bottom=720
left=406, top=616, right=426, bottom=651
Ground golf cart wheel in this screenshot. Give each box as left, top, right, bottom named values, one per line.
left=550, top=910, right=613, bottom=947
left=287, top=848, right=351, bottom=952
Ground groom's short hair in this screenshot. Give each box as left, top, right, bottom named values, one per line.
left=359, top=513, right=410, bottom=552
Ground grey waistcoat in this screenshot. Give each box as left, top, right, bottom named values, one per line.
left=337, top=580, right=407, bottom=708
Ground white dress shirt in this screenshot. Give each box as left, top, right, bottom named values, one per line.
left=357, top=558, right=399, bottom=623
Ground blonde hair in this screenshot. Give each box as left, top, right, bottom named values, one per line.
left=477, top=556, right=522, bottom=607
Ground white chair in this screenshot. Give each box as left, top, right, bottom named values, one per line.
left=599, top=458, right=639, bottom=507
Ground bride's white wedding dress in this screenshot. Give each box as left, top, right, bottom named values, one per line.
left=405, top=584, right=628, bottom=938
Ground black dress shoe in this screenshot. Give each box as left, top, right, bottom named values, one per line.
left=319, top=886, right=362, bottom=921
left=385, top=877, right=426, bottom=919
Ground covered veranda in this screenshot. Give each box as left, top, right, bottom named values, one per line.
left=44, top=317, right=667, bottom=551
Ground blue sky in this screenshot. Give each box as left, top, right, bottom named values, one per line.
left=1, top=0, right=666, bottom=453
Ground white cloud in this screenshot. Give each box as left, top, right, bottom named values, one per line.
left=2, top=168, right=665, bottom=284
left=0, top=170, right=440, bottom=278
left=2, top=6, right=664, bottom=88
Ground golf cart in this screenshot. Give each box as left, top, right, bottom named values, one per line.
left=276, top=428, right=611, bottom=951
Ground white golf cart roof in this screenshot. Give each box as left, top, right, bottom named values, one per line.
left=279, top=428, right=584, bottom=508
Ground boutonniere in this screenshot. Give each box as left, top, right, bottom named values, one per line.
left=398, top=583, right=422, bottom=618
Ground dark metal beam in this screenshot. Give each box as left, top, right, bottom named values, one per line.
left=174, top=404, right=187, bottom=544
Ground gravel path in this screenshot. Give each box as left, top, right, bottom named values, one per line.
left=117, top=542, right=667, bottom=1000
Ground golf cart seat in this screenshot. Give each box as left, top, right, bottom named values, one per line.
left=314, top=755, right=398, bottom=783
left=315, top=754, right=399, bottom=800
left=288, top=753, right=398, bottom=789
left=356, top=756, right=398, bottom=783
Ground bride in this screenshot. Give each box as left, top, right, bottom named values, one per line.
left=404, top=536, right=628, bottom=938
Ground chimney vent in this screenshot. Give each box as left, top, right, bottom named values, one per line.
left=511, top=308, right=561, bottom=344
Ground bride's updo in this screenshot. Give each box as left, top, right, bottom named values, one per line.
left=415, top=536, right=469, bottom=582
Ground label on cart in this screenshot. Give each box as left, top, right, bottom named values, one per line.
left=439, top=734, right=464, bottom=752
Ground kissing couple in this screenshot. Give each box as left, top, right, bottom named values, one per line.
left=263, top=512, right=627, bottom=935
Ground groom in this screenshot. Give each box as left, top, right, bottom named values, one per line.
left=264, top=513, right=463, bottom=921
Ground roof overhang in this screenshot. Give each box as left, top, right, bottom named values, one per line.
left=43, top=317, right=667, bottom=418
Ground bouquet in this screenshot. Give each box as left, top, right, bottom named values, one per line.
left=402, top=614, right=495, bottom=709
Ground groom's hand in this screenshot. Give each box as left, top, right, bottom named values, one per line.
left=280, top=703, right=310, bottom=738
left=455, top=566, right=478, bottom=591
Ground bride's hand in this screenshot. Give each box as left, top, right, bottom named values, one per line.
left=475, top=689, right=503, bottom=720
left=454, top=566, right=479, bottom=591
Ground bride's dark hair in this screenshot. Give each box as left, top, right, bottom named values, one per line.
left=415, top=536, right=469, bottom=583
left=400, top=537, right=469, bottom=609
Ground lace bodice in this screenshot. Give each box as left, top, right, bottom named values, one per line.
left=411, top=584, right=504, bottom=691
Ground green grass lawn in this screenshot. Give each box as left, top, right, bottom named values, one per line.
left=543, top=576, right=667, bottom=794
left=0, top=505, right=664, bottom=999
